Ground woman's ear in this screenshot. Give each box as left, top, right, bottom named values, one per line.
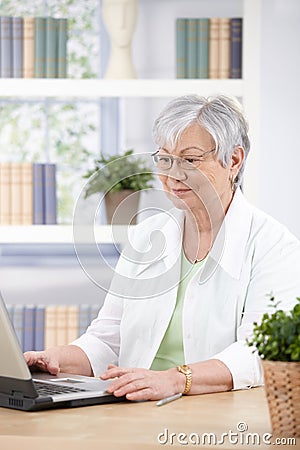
left=230, top=146, right=245, bottom=178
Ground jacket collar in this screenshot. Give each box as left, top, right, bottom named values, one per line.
left=134, top=188, right=252, bottom=280
left=207, top=188, right=253, bottom=280
left=134, top=208, right=183, bottom=277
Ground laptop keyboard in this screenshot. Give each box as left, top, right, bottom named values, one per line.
left=34, top=381, right=87, bottom=396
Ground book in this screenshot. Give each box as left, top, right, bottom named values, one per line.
left=45, top=305, right=57, bottom=349
left=56, top=305, right=68, bottom=345
left=12, top=17, right=23, bottom=78
left=219, top=18, right=230, bottom=79
left=43, top=163, right=57, bottom=224
left=10, top=162, right=23, bottom=225
left=5, top=303, right=105, bottom=351
left=0, top=162, right=11, bottom=224
left=34, top=305, right=45, bottom=351
left=33, top=163, right=44, bottom=224
left=21, top=162, right=33, bottom=225
left=23, top=16, right=35, bottom=78
left=78, top=304, right=91, bottom=337
left=34, top=17, right=46, bottom=78
left=209, top=18, right=220, bottom=79
left=196, top=18, right=209, bottom=79
left=0, top=16, right=13, bottom=77
left=57, top=18, right=68, bottom=78
left=176, top=18, right=187, bottom=79
left=230, top=18, right=242, bottom=79
left=67, top=305, right=79, bottom=343
left=22, top=305, right=36, bottom=352
left=186, top=19, right=197, bottom=79
left=46, top=17, right=57, bottom=78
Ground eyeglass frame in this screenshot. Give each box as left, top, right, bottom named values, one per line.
left=151, top=147, right=216, bottom=171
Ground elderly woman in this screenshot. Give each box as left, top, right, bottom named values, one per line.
left=25, top=94, right=300, bottom=400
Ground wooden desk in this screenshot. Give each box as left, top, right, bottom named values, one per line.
left=0, top=388, right=298, bottom=450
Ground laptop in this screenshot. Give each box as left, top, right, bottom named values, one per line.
left=0, top=294, right=125, bottom=411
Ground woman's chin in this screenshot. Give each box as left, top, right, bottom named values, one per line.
left=166, top=192, right=193, bottom=210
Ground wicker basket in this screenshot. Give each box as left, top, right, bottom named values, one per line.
left=262, top=360, right=300, bottom=437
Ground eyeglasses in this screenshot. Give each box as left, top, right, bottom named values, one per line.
left=151, top=148, right=215, bottom=171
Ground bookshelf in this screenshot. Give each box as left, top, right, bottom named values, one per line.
left=0, top=0, right=261, bottom=243
left=0, top=225, right=129, bottom=244
left=0, top=78, right=244, bottom=98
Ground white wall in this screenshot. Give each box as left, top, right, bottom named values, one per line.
left=259, top=0, right=300, bottom=238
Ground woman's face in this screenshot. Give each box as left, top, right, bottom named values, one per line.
left=157, top=122, right=233, bottom=213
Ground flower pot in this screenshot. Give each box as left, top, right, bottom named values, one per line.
left=262, top=360, right=300, bottom=437
left=104, top=190, right=140, bottom=225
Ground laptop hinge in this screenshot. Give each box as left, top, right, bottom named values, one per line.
left=0, top=375, right=38, bottom=398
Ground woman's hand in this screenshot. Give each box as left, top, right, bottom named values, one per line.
left=24, top=350, right=60, bottom=375
left=100, top=364, right=185, bottom=401
left=24, top=345, right=93, bottom=377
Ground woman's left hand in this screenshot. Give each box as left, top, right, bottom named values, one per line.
left=100, top=364, right=184, bottom=401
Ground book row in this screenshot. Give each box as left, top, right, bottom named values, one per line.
left=6, top=304, right=100, bottom=352
left=0, top=16, right=68, bottom=78
left=176, top=17, right=242, bottom=79
left=0, top=162, right=57, bottom=225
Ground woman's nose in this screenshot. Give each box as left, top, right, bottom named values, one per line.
left=168, top=159, right=187, bottom=181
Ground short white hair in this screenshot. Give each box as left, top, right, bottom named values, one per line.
left=152, top=94, right=250, bottom=188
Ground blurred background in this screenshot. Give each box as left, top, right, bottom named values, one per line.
left=0, top=0, right=299, bottom=309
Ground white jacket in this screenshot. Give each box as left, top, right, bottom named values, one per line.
left=73, top=189, right=300, bottom=389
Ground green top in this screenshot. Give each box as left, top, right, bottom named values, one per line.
left=150, top=251, right=204, bottom=371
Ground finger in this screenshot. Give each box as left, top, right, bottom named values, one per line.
left=36, top=354, right=60, bottom=375
left=24, top=353, right=48, bottom=371
left=105, top=370, right=144, bottom=389
left=24, top=351, right=42, bottom=365
left=107, top=364, right=118, bottom=369
left=100, top=366, right=134, bottom=380
left=107, top=373, right=147, bottom=395
left=46, top=360, right=60, bottom=375
left=24, top=352, right=60, bottom=375
left=126, top=388, right=154, bottom=401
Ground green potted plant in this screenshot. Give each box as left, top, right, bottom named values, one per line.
left=83, top=149, right=155, bottom=224
left=247, top=296, right=300, bottom=437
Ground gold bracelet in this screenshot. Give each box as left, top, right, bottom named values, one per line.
left=177, top=364, right=192, bottom=394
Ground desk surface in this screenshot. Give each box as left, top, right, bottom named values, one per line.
left=0, top=388, right=298, bottom=450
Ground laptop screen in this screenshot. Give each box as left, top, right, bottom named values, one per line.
left=0, top=293, right=32, bottom=381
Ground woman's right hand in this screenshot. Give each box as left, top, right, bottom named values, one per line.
left=24, top=349, right=60, bottom=375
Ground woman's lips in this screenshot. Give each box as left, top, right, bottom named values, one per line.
left=169, top=188, right=191, bottom=197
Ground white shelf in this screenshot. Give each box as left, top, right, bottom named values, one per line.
left=0, top=0, right=261, bottom=247
left=0, top=225, right=130, bottom=244
left=0, top=78, right=244, bottom=98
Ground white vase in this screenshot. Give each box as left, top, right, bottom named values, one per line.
left=102, top=0, right=137, bottom=79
